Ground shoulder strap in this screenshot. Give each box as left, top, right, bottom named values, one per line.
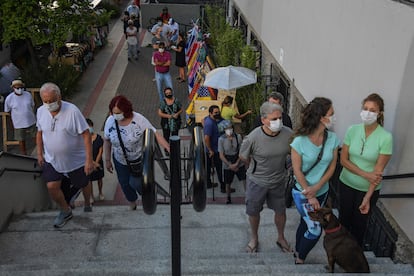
left=115, top=120, right=131, bottom=165
left=303, top=129, right=328, bottom=176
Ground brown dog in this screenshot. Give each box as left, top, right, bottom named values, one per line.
left=308, top=207, right=370, bottom=273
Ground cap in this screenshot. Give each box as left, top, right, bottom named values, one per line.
left=11, top=79, right=24, bottom=88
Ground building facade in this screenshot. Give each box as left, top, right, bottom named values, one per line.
left=229, top=0, right=414, bottom=175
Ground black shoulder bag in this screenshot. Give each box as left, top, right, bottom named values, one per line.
left=285, top=130, right=328, bottom=207
left=115, top=120, right=142, bottom=177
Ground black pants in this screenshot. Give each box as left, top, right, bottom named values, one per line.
left=338, top=180, right=379, bottom=247
left=206, top=152, right=224, bottom=188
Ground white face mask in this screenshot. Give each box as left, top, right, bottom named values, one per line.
left=267, top=119, right=282, bottom=133
left=158, top=48, right=165, bottom=53
left=360, top=110, right=378, bottom=125
left=113, top=113, right=124, bottom=121
left=324, top=114, right=336, bottom=129
left=225, top=128, right=233, bottom=136
left=43, top=101, right=60, bottom=112
left=89, top=127, right=94, bottom=134
left=14, top=88, right=23, bottom=95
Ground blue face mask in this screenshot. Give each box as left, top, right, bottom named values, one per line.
left=89, top=127, right=94, bottom=134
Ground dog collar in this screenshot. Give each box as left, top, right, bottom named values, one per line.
left=325, top=224, right=342, bottom=234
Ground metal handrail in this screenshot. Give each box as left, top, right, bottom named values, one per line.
left=141, top=129, right=157, bottom=215
left=380, top=172, right=414, bottom=198
left=191, top=126, right=207, bottom=212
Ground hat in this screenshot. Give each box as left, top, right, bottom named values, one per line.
left=221, top=120, right=233, bottom=129
left=11, top=79, right=24, bottom=88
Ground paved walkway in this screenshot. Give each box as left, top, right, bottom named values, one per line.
left=67, top=3, right=245, bottom=207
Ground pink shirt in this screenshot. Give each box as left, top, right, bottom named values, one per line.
left=153, top=51, right=171, bottom=73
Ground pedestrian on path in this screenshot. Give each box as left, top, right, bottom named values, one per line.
left=239, top=102, right=293, bottom=254
left=84, top=118, right=105, bottom=207
left=339, top=93, right=392, bottom=247
left=158, top=87, right=183, bottom=145
left=4, top=79, right=36, bottom=155
left=104, top=95, right=170, bottom=210
left=170, top=32, right=186, bottom=83
left=218, top=120, right=246, bottom=204
left=153, top=42, right=173, bottom=102
left=290, top=97, right=340, bottom=264
left=126, top=20, right=138, bottom=61
left=36, top=82, right=93, bottom=228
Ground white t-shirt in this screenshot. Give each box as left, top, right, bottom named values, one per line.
left=126, top=26, right=138, bottom=45
left=104, top=112, right=156, bottom=165
left=4, top=91, right=36, bottom=128
left=36, top=101, right=89, bottom=173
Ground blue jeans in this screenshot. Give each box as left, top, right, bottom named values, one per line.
left=155, top=71, right=173, bottom=102
left=127, top=43, right=138, bottom=59
left=292, top=188, right=328, bottom=260
left=113, top=157, right=142, bottom=202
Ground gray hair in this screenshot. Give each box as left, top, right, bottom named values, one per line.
left=40, top=82, right=61, bottom=97
left=260, top=102, right=283, bottom=118
left=268, top=91, right=285, bottom=104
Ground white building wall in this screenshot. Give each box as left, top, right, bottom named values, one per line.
left=233, top=0, right=414, bottom=174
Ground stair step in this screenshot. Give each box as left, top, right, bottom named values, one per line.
left=1, top=205, right=412, bottom=275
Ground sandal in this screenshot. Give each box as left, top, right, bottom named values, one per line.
left=245, top=242, right=258, bottom=253
left=276, top=240, right=293, bottom=253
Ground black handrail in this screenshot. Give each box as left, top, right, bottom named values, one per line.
left=142, top=129, right=157, bottom=215
left=192, top=126, right=207, bottom=212
left=0, top=167, right=42, bottom=177
left=382, top=173, right=414, bottom=180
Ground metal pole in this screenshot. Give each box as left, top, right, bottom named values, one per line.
left=170, top=135, right=181, bottom=276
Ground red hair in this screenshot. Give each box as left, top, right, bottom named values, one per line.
left=109, top=95, right=133, bottom=118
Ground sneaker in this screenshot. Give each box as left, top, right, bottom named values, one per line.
left=84, top=205, right=92, bottom=212
left=226, top=198, right=232, bottom=204
left=129, top=203, right=137, bottom=210
left=53, top=209, right=73, bottom=228
left=99, top=194, right=105, bottom=201
left=69, top=189, right=81, bottom=209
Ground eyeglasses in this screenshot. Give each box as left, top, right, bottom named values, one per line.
left=360, top=138, right=366, bottom=155
left=51, top=118, right=57, bottom=131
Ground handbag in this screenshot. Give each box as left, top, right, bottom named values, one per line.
left=115, top=120, right=142, bottom=177
left=285, top=130, right=328, bottom=207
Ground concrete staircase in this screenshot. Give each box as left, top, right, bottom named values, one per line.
left=0, top=205, right=413, bottom=275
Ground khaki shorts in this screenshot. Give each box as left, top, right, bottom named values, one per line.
left=14, top=124, right=36, bottom=141
left=245, top=176, right=286, bottom=216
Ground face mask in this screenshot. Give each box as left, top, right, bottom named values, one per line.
left=268, top=119, right=282, bottom=132
left=165, top=94, right=173, bottom=99
left=360, top=110, right=378, bottom=125
left=324, top=114, right=336, bottom=129
left=113, top=113, right=124, bottom=121
left=14, top=88, right=23, bottom=95
left=158, top=48, right=165, bottom=53
left=157, top=21, right=162, bottom=26
left=89, top=127, right=94, bottom=134
left=225, top=128, right=233, bottom=136
left=213, top=114, right=221, bottom=120
left=43, top=101, right=60, bottom=112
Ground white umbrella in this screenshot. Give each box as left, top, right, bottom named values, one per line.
left=203, top=65, right=257, bottom=90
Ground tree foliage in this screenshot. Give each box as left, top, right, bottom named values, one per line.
left=0, top=0, right=104, bottom=52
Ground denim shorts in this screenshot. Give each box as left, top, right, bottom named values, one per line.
left=41, top=162, right=89, bottom=189
left=245, top=176, right=286, bottom=216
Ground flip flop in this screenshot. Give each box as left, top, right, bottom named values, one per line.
left=276, top=241, right=293, bottom=253
left=245, top=242, right=258, bottom=253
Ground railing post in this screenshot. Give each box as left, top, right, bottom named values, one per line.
left=170, top=135, right=181, bottom=276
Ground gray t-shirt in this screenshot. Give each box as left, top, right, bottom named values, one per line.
left=218, top=133, right=243, bottom=170
left=239, top=126, right=293, bottom=188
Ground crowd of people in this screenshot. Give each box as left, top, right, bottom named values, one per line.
left=1, top=3, right=393, bottom=266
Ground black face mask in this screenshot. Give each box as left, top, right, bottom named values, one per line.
left=165, top=94, right=173, bottom=99
left=213, top=114, right=221, bottom=120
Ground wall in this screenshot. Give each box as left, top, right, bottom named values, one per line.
left=233, top=0, right=414, bottom=174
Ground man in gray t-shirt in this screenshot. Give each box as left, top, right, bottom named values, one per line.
left=239, top=102, right=293, bottom=254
